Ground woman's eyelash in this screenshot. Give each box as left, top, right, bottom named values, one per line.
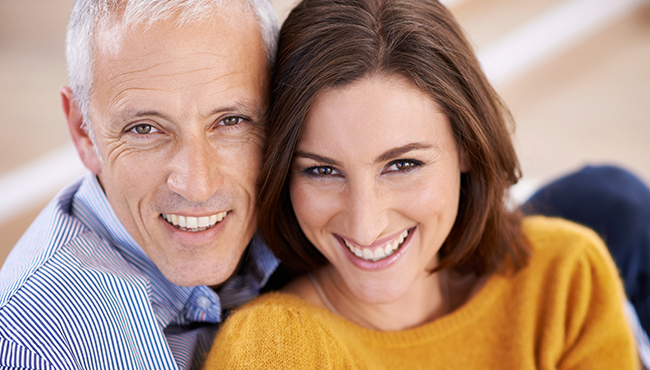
left=303, top=166, right=340, bottom=177
left=384, top=159, right=424, bottom=173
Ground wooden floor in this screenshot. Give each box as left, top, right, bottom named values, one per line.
left=1, top=0, right=649, bottom=266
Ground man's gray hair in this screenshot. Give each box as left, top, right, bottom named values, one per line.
left=65, top=0, right=279, bottom=134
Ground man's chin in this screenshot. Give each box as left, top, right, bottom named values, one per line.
left=160, top=262, right=239, bottom=287
left=146, top=218, right=254, bottom=287
left=148, top=244, right=245, bottom=287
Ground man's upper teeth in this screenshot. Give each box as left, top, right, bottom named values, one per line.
left=344, top=229, right=409, bottom=261
left=162, top=212, right=227, bottom=230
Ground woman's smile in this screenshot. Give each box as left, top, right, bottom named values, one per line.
left=338, top=227, right=412, bottom=262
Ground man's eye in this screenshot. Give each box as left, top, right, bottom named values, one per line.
left=130, top=124, right=157, bottom=135
left=220, top=116, right=244, bottom=126
left=384, top=159, right=422, bottom=173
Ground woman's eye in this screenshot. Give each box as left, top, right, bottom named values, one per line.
left=220, top=116, right=244, bottom=126
left=316, top=167, right=333, bottom=175
left=130, top=124, right=158, bottom=135
left=305, top=166, right=339, bottom=176
left=384, top=160, right=421, bottom=173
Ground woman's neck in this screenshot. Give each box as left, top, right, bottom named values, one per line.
left=313, top=264, right=449, bottom=331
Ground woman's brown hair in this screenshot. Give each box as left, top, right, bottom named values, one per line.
left=258, top=0, right=530, bottom=276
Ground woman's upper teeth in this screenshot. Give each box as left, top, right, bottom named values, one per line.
left=344, top=230, right=409, bottom=261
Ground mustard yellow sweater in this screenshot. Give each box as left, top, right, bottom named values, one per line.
left=204, top=217, right=637, bottom=369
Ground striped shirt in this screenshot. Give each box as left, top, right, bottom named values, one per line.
left=0, top=172, right=278, bottom=369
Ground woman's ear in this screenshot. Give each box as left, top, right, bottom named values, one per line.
left=61, top=86, right=102, bottom=175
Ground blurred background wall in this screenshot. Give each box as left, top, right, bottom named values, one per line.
left=1, top=0, right=649, bottom=265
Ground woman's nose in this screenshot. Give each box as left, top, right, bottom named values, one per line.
left=343, top=181, right=389, bottom=246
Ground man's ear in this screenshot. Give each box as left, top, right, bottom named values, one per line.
left=61, top=86, right=102, bottom=175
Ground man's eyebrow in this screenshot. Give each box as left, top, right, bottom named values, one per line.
left=294, top=151, right=340, bottom=166
left=113, top=109, right=173, bottom=126
left=375, top=142, right=436, bottom=164
left=113, top=101, right=265, bottom=127
left=206, top=101, right=265, bottom=120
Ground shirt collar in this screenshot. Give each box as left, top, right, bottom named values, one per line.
left=71, top=172, right=278, bottom=326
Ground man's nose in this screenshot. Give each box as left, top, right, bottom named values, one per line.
left=167, top=135, right=223, bottom=202
left=344, top=180, right=389, bottom=246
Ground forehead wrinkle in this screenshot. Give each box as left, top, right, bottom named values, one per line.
left=110, top=63, right=224, bottom=84
left=108, top=61, right=169, bottom=79
left=104, top=50, right=233, bottom=80
left=107, top=86, right=169, bottom=109
left=105, top=66, right=239, bottom=108
left=200, top=68, right=246, bottom=85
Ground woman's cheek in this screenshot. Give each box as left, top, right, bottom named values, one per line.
left=293, top=180, right=342, bottom=238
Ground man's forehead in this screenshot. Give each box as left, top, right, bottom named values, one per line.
left=91, top=1, right=264, bottom=79
left=88, top=4, right=269, bottom=125
left=94, top=1, right=253, bottom=52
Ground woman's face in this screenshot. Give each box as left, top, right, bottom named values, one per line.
left=290, top=75, right=468, bottom=304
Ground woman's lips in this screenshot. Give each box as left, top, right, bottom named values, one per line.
left=341, top=229, right=410, bottom=261
left=335, top=226, right=416, bottom=271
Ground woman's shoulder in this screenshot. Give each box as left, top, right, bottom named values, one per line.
left=515, top=216, right=628, bottom=321
left=521, top=215, right=616, bottom=270
left=204, top=292, right=352, bottom=369
left=509, top=216, right=636, bottom=367
left=225, top=291, right=329, bottom=328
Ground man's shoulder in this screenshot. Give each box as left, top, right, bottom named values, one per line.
left=0, top=198, right=151, bottom=319
left=0, top=212, right=164, bottom=368
left=0, top=180, right=85, bottom=303
left=0, top=177, right=149, bottom=316
left=0, top=255, right=175, bottom=370
left=0, top=178, right=180, bottom=369
left=1, top=226, right=149, bottom=310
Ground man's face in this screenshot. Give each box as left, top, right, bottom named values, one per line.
left=76, top=7, right=268, bottom=286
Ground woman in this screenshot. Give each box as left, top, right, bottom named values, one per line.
left=204, top=0, right=636, bottom=367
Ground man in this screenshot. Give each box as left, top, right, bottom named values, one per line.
left=0, top=0, right=279, bottom=368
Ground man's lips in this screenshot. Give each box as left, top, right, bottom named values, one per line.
left=161, top=211, right=227, bottom=232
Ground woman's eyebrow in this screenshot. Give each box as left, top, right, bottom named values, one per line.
left=375, top=142, right=436, bottom=164
left=294, top=151, right=340, bottom=166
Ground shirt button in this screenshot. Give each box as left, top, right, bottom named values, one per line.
left=197, top=296, right=212, bottom=309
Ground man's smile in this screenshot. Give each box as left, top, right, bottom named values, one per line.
left=161, top=211, right=228, bottom=232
